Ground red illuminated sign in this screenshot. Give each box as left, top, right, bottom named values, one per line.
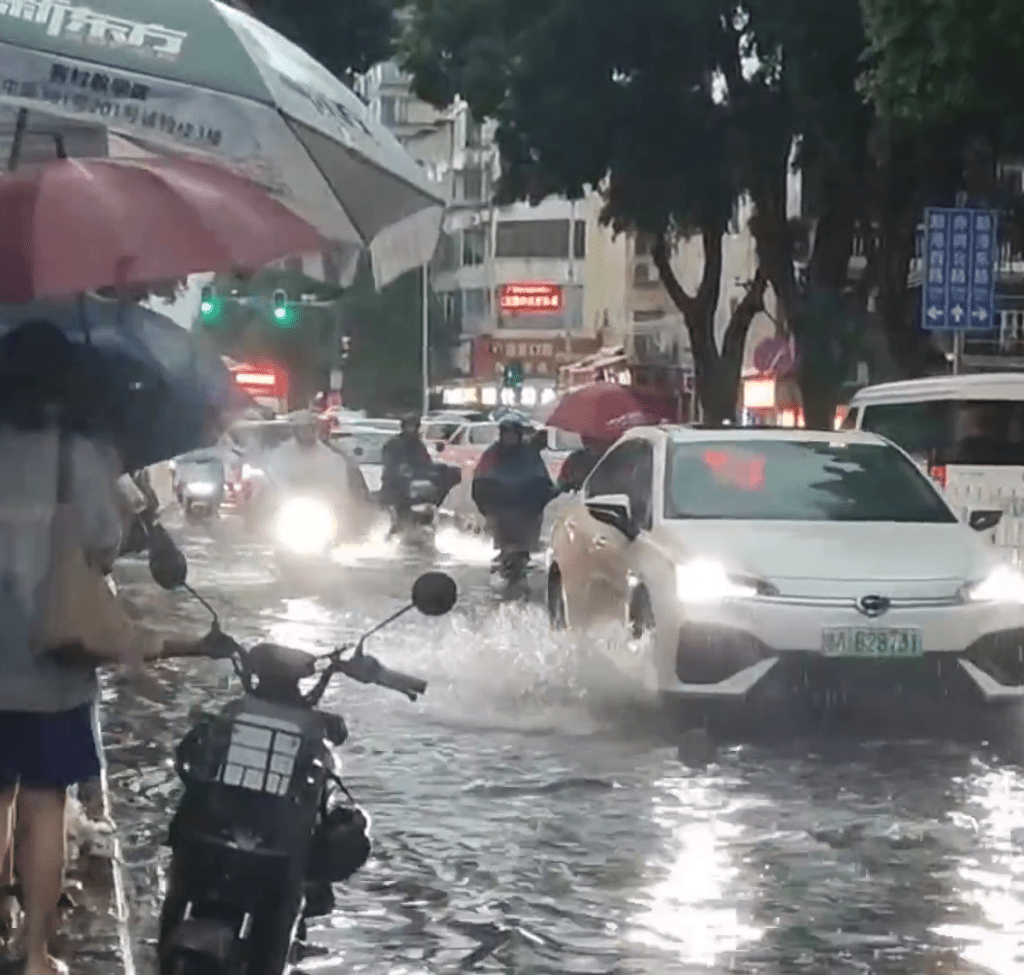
left=228, top=360, right=287, bottom=399
left=498, top=282, right=563, bottom=314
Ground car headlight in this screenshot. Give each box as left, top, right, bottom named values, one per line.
left=675, top=558, right=772, bottom=603
left=964, top=565, right=1024, bottom=604
left=275, top=497, right=337, bottom=555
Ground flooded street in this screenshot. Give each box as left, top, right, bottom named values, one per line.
left=85, top=516, right=1024, bottom=975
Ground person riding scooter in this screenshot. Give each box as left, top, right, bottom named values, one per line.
left=472, top=418, right=557, bottom=574
left=255, top=411, right=371, bottom=545
left=381, top=414, right=437, bottom=533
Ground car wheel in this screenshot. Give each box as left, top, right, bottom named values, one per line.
left=628, top=586, right=654, bottom=640
left=547, top=567, right=568, bottom=630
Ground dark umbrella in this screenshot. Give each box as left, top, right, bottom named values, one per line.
left=0, top=296, right=250, bottom=471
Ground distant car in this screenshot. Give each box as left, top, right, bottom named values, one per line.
left=329, top=427, right=392, bottom=494
left=547, top=425, right=1024, bottom=724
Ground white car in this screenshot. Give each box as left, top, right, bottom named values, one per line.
left=329, top=427, right=392, bottom=493
left=547, top=425, right=1024, bottom=718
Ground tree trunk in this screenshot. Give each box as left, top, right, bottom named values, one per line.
left=652, top=226, right=740, bottom=423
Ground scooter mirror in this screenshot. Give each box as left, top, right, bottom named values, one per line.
left=148, top=521, right=188, bottom=590
left=411, top=572, right=457, bottom=616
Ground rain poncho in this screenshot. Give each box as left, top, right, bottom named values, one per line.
left=262, top=438, right=370, bottom=507
left=0, top=429, right=123, bottom=712
left=472, top=443, right=556, bottom=518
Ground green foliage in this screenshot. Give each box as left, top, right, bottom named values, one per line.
left=335, top=258, right=455, bottom=414
left=861, top=0, right=1024, bottom=144
left=245, top=0, right=399, bottom=85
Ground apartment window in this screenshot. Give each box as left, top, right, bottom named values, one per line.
left=462, top=288, right=489, bottom=317
left=633, top=309, right=666, bottom=323
left=379, top=96, right=397, bottom=126
left=461, top=226, right=487, bottom=266
left=634, top=263, right=651, bottom=285
left=441, top=291, right=459, bottom=319
left=466, top=115, right=483, bottom=148
left=573, top=220, right=586, bottom=259
left=435, top=231, right=459, bottom=272
left=457, top=167, right=485, bottom=202
left=495, top=219, right=570, bottom=259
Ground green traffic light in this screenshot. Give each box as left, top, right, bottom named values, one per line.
left=271, top=303, right=297, bottom=327
left=199, top=296, right=222, bottom=324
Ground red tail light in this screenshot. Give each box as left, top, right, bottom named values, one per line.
left=929, top=464, right=947, bottom=488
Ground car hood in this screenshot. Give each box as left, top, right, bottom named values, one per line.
left=654, top=520, right=998, bottom=595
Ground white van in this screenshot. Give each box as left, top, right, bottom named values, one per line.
left=845, top=373, right=1024, bottom=560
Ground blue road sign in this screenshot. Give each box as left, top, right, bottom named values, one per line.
left=922, top=207, right=999, bottom=330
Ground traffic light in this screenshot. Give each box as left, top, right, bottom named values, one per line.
left=198, top=284, right=221, bottom=324
left=271, top=289, right=296, bottom=327
left=503, top=360, right=524, bottom=387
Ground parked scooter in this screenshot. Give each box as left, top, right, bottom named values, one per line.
left=146, top=532, right=457, bottom=975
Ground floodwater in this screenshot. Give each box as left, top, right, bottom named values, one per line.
left=60, top=517, right=1024, bottom=974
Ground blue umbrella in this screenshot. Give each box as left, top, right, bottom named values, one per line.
left=0, top=296, right=250, bottom=471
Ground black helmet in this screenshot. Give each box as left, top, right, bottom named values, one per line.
left=498, top=416, right=524, bottom=431
left=400, top=412, right=420, bottom=431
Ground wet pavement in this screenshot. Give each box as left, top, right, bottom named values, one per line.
left=66, top=514, right=1024, bottom=974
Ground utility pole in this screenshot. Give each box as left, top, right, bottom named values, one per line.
left=421, top=262, right=430, bottom=413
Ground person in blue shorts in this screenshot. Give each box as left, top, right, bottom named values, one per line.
left=0, top=322, right=222, bottom=975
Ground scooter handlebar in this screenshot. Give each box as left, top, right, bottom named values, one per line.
left=335, top=652, right=427, bottom=700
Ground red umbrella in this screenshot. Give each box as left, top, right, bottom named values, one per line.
left=0, top=156, right=326, bottom=303
left=546, top=382, right=680, bottom=444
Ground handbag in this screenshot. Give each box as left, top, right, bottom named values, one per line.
left=31, top=433, right=159, bottom=666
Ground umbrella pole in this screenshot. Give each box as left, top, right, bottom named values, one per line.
left=7, top=108, right=27, bottom=171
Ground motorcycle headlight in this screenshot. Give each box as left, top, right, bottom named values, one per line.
left=275, top=498, right=337, bottom=555
left=675, top=558, right=774, bottom=603
left=963, top=565, right=1024, bottom=604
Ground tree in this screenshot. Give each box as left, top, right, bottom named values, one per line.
left=335, top=258, right=456, bottom=413
left=861, top=0, right=1024, bottom=141
left=405, top=0, right=787, bottom=422
left=243, top=0, right=399, bottom=86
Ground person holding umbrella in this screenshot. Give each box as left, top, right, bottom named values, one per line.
left=0, top=321, right=230, bottom=975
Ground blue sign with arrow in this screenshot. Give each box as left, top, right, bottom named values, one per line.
left=922, top=207, right=999, bottom=330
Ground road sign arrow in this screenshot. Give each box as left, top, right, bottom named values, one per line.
left=927, top=306, right=943, bottom=321
left=951, top=305, right=965, bottom=323
left=972, top=307, right=989, bottom=321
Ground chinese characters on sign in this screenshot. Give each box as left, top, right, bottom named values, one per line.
left=922, top=207, right=998, bottom=330
left=0, top=60, right=222, bottom=146
left=498, top=282, right=563, bottom=314
left=0, top=0, right=187, bottom=58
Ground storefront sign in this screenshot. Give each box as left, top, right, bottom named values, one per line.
left=498, top=282, right=563, bottom=313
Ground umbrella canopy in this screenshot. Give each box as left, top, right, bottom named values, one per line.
left=0, top=155, right=326, bottom=302
left=0, top=0, right=444, bottom=286
left=545, top=383, right=681, bottom=444
left=0, top=296, right=249, bottom=470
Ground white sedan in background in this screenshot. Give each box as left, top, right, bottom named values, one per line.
left=547, top=426, right=1024, bottom=719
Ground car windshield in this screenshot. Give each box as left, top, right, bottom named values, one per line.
left=665, top=438, right=957, bottom=522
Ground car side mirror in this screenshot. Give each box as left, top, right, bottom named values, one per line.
left=585, top=493, right=638, bottom=540
left=352, top=446, right=364, bottom=458
left=969, top=509, right=1003, bottom=532
left=435, top=442, right=445, bottom=454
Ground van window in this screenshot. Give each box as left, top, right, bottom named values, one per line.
left=468, top=424, right=499, bottom=445
left=861, top=400, right=1024, bottom=465
left=840, top=408, right=859, bottom=430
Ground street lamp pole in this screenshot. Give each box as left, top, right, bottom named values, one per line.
left=421, top=261, right=430, bottom=414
